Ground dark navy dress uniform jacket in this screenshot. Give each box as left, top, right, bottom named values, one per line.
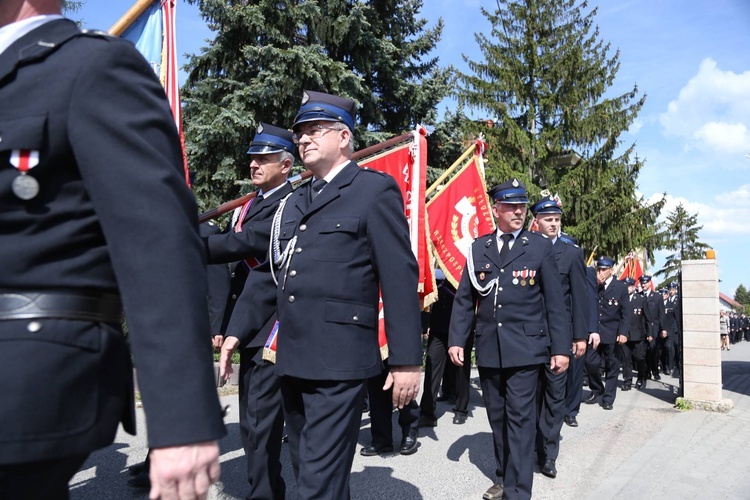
left=273, top=162, right=423, bottom=380
left=448, top=229, right=571, bottom=368
left=0, top=20, right=225, bottom=464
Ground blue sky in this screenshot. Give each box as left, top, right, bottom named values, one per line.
left=77, top=0, right=750, bottom=297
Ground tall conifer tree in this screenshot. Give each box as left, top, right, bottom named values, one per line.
left=182, top=0, right=450, bottom=210
left=456, top=0, right=663, bottom=260
left=655, top=203, right=710, bottom=285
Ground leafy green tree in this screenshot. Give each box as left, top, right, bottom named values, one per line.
left=734, top=284, right=750, bottom=307
left=182, top=0, right=451, bottom=211
left=455, top=0, right=663, bottom=261
left=655, top=203, right=710, bottom=285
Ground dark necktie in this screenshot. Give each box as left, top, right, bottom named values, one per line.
left=311, top=179, right=327, bottom=201
left=499, top=233, right=513, bottom=264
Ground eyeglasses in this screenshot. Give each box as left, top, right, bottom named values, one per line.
left=292, top=124, right=340, bottom=144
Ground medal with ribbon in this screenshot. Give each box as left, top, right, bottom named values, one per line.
left=520, top=269, right=528, bottom=286
left=10, top=149, right=40, bottom=200
left=512, top=270, right=520, bottom=285
left=528, top=270, right=537, bottom=286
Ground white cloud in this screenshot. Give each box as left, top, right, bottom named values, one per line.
left=660, top=58, right=750, bottom=155
left=648, top=186, right=750, bottom=236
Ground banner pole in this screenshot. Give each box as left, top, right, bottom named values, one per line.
left=108, top=0, right=157, bottom=36
left=425, top=143, right=477, bottom=197
left=198, top=132, right=414, bottom=223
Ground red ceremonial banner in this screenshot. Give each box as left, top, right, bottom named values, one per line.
left=359, top=129, right=436, bottom=359
left=427, top=156, right=496, bottom=288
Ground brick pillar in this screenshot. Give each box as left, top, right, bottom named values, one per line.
left=680, top=259, right=732, bottom=411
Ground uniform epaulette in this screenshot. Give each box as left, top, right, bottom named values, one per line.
left=360, top=166, right=387, bottom=177
left=80, top=29, right=114, bottom=39
left=525, top=230, right=547, bottom=241
left=559, top=236, right=580, bottom=248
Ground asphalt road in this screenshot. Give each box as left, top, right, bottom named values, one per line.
left=69, top=340, right=750, bottom=499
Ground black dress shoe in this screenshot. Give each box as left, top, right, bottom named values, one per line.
left=418, top=415, right=437, bottom=427
left=452, top=412, right=467, bottom=425
left=400, top=431, right=418, bottom=455
left=635, top=379, right=644, bottom=389
left=600, top=402, right=613, bottom=410
left=541, top=458, right=557, bottom=478
left=360, top=444, right=394, bottom=456
left=482, top=483, right=504, bottom=500
left=564, top=415, right=578, bottom=427
left=127, top=461, right=147, bottom=476
left=622, top=383, right=632, bottom=391
left=583, top=393, right=600, bottom=404
left=653, top=373, right=661, bottom=381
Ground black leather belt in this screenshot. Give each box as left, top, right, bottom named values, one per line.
left=0, top=291, right=123, bottom=323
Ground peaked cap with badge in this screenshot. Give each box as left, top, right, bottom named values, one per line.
left=292, top=90, right=356, bottom=131
left=531, top=195, right=562, bottom=216
left=247, top=122, right=295, bottom=155
left=488, top=178, right=529, bottom=204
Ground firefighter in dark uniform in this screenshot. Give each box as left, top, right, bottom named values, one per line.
left=0, top=2, right=224, bottom=497
left=584, top=257, right=631, bottom=410
left=419, top=269, right=474, bottom=427
left=210, top=123, right=296, bottom=500
left=270, top=91, right=423, bottom=499
left=530, top=196, right=588, bottom=479
left=448, top=179, right=570, bottom=500
left=639, top=275, right=665, bottom=385
left=661, top=282, right=680, bottom=375
left=620, top=278, right=649, bottom=390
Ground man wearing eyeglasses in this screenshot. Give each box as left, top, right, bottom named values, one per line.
left=270, top=90, right=423, bottom=499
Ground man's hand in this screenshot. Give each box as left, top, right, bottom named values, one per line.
left=149, top=441, right=220, bottom=500
left=571, top=339, right=587, bottom=359
left=383, top=365, right=421, bottom=409
left=588, top=333, right=601, bottom=350
left=550, top=354, right=570, bottom=374
left=616, top=334, right=628, bottom=344
left=448, top=346, right=464, bottom=367
left=661, top=330, right=668, bottom=338
left=211, top=335, right=224, bottom=349
left=219, top=337, right=241, bottom=381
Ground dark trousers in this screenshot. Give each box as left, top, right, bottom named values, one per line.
left=479, top=365, right=539, bottom=500
left=564, top=352, right=585, bottom=418
left=367, top=363, right=419, bottom=447
left=0, top=454, right=88, bottom=500
left=657, top=335, right=675, bottom=372
left=420, top=331, right=472, bottom=419
left=280, top=376, right=366, bottom=500
left=239, top=347, right=285, bottom=500
left=619, top=340, right=647, bottom=382
left=536, top=365, right=566, bottom=462
left=585, top=342, right=619, bottom=405
left=645, top=338, right=659, bottom=377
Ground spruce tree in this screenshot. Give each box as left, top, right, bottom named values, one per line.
left=655, top=203, right=710, bottom=285
left=455, top=0, right=663, bottom=261
left=734, top=284, right=750, bottom=307
left=182, top=0, right=450, bottom=211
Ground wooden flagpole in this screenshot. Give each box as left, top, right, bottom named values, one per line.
left=198, top=132, right=414, bottom=224
left=425, top=142, right=477, bottom=198
left=108, top=0, right=157, bottom=36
